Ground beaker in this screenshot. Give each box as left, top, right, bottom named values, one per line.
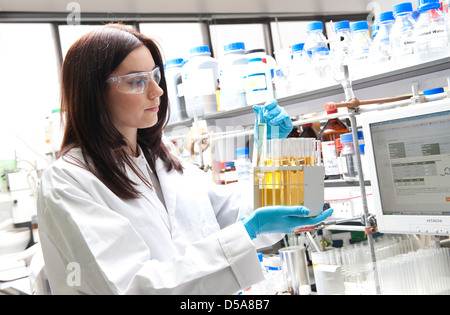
left=279, top=246, right=311, bottom=295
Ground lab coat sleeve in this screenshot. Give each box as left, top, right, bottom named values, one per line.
left=38, top=166, right=264, bottom=295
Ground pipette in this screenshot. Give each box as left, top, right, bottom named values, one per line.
left=254, top=103, right=268, bottom=213
left=255, top=104, right=267, bottom=169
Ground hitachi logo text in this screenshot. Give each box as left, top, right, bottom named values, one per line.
left=427, top=219, right=442, bottom=223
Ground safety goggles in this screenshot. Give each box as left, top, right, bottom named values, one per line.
left=106, top=67, right=161, bottom=94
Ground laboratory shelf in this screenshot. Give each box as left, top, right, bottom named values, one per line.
left=165, top=56, right=450, bottom=131
left=280, top=56, right=450, bottom=106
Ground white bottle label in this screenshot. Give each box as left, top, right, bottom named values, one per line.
left=184, top=69, right=215, bottom=99
left=321, top=141, right=339, bottom=176
left=245, top=73, right=268, bottom=92
left=224, top=170, right=238, bottom=183
left=220, top=64, right=247, bottom=94
left=416, top=25, right=448, bottom=50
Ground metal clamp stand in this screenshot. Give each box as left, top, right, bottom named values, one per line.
left=332, top=65, right=381, bottom=295
left=348, top=107, right=381, bottom=295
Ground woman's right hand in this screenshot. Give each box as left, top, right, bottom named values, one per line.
left=242, top=206, right=333, bottom=240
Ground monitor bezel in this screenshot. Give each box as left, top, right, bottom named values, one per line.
left=360, top=99, right=450, bottom=236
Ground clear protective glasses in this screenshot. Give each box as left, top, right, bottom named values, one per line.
left=106, top=66, right=161, bottom=94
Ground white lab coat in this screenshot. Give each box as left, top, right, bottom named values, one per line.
left=37, top=147, right=280, bottom=295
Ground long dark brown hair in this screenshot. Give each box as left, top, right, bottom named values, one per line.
left=60, top=23, right=183, bottom=199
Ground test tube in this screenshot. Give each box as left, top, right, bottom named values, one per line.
left=297, top=139, right=305, bottom=206
left=307, top=138, right=315, bottom=166
left=297, top=139, right=305, bottom=166
left=314, top=140, right=322, bottom=166
left=261, top=140, right=272, bottom=207
left=256, top=107, right=267, bottom=168
left=263, top=139, right=280, bottom=206
left=273, top=139, right=282, bottom=205
left=255, top=109, right=267, bottom=207
left=281, top=139, right=290, bottom=206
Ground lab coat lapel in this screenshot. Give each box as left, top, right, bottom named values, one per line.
left=125, top=155, right=172, bottom=232
left=155, top=158, right=178, bottom=217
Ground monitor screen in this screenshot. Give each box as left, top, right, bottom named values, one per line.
left=370, top=110, right=450, bottom=216
left=361, top=100, right=450, bottom=235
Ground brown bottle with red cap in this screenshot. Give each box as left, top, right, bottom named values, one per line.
left=319, top=103, right=349, bottom=179
left=300, top=123, right=319, bottom=139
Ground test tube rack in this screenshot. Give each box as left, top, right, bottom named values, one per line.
left=253, top=165, right=325, bottom=217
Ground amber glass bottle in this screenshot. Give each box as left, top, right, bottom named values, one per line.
left=300, top=123, right=319, bottom=139
left=319, top=103, right=349, bottom=179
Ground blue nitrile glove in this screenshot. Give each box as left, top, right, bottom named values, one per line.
left=253, top=99, right=293, bottom=145
left=242, top=206, right=333, bottom=240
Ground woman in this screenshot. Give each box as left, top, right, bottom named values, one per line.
left=37, top=24, right=332, bottom=295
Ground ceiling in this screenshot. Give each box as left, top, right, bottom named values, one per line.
left=0, top=0, right=379, bottom=16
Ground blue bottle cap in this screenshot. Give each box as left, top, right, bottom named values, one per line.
left=393, top=2, right=413, bottom=15
left=224, top=42, right=246, bottom=53
left=418, top=0, right=441, bottom=13
left=166, top=58, right=184, bottom=67
left=360, top=144, right=365, bottom=154
left=334, top=20, right=350, bottom=31
left=358, top=130, right=365, bottom=140
left=340, top=131, right=365, bottom=143
left=257, top=252, right=263, bottom=262
left=291, top=43, right=305, bottom=53
left=423, top=87, right=445, bottom=95
left=307, top=21, right=324, bottom=33
left=379, top=11, right=395, bottom=23
left=340, top=133, right=353, bottom=144
left=350, top=21, right=369, bottom=33
left=311, top=46, right=330, bottom=54
left=372, top=23, right=380, bottom=37
left=248, top=57, right=263, bottom=63
left=235, top=147, right=249, bottom=156
left=225, top=162, right=235, bottom=167
left=190, top=45, right=211, bottom=56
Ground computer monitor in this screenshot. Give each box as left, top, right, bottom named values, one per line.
left=360, top=99, right=450, bottom=236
